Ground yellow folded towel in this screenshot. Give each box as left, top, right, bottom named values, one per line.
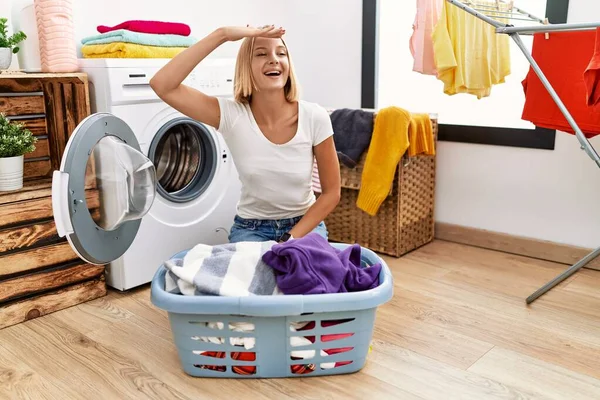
left=408, top=113, right=435, bottom=157
left=356, top=106, right=411, bottom=216
left=81, top=42, right=187, bottom=58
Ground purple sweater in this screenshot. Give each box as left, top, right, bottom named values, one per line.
left=261, top=233, right=382, bottom=295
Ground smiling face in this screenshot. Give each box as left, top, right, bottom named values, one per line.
left=233, top=36, right=299, bottom=103
left=250, top=37, right=290, bottom=92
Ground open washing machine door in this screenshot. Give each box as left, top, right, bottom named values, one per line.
left=52, top=113, right=157, bottom=265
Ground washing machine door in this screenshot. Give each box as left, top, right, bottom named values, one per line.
left=52, top=113, right=157, bottom=265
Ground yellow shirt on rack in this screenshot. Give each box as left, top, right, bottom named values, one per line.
left=432, top=0, right=511, bottom=99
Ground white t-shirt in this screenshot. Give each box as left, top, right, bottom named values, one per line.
left=216, top=97, right=333, bottom=220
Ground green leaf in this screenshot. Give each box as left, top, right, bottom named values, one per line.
left=0, top=113, right=37, bottom=158
left=0, top=17, right=26, bottom=54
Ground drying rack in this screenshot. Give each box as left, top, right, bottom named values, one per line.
left=445, top=0, right=600, bottom=304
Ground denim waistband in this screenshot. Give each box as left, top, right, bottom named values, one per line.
left=234, top=214, right=303, bottom=228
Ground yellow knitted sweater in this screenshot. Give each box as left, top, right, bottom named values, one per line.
left=356, top=106, right=412, bottom=216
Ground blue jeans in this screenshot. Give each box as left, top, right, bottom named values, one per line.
left=228, top=214, right=328, bottom=243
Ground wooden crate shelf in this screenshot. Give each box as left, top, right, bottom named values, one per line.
left=0, top=72, right=91, bottom=181
left=0, top=73, right=105, bottom=330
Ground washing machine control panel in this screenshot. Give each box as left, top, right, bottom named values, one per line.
left=184, top=63, right=234, bottom=93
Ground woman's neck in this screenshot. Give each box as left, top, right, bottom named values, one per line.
left=250, top=90, right=292, bottom=126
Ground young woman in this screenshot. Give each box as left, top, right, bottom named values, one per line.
left=150, top=25, right=341, bottom=243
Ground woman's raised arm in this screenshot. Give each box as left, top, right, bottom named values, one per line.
left=149, top=25, right=284, bottom=129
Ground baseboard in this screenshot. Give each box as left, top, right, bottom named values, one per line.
left=435, top=222, right=600, bottom=271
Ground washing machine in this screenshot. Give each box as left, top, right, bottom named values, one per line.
left=51, top=57, right=241, bottom=290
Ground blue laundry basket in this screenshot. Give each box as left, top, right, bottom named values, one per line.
left=150, top=243, right=393, bottom=378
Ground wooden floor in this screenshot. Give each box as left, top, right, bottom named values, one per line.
left=1, top=240, right=600, bottom=399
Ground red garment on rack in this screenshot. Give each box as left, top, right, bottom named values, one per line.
left=584, top=28, right=600, bottom=106
left=521, top=30, right=600, bottom=138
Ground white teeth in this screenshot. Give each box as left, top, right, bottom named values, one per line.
left=265, top=71, right=281, bottom=76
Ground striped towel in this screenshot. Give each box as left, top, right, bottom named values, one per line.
left=164, top=241, right=283, bottom=297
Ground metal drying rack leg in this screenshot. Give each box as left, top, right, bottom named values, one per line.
left=510, top=32, right=600, bottom=304
left=525, top=246, right=600, bottom=304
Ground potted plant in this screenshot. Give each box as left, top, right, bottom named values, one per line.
left=0, top=17, right=27, bottom=70
left=0, top=113, right=37, bottom=191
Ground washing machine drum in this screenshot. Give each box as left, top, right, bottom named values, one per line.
left=148, top=117, right=217, bottom=203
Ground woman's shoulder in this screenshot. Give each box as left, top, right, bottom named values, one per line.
left=298, top=100, right=330, bottom=123
left=297, top=100, right=334, bottom=144
left=299, top=99, right=329, bottom=114
left=216, top=96, right=250, bottom=134
left=218, top=96, right=249, bottom=114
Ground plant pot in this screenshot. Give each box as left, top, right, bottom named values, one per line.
left=0, top=48, right=11, bottom=70
left=0, top=155, right=24, bottom=191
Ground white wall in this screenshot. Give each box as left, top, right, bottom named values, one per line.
left=9, top=0, right=597, bottom=249
left=0, top=0, right=362, bottom=108
left=378, top=0, right=600, bottom=249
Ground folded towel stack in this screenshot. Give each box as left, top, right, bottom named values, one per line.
left=81, top=20, right=196, bottom=59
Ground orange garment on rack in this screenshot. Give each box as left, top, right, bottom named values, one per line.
left=522, top=30, right=600, bottom=138
left=584, top=27, right=600, bottom=106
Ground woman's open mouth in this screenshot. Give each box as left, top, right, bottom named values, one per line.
left=264, top=70, right=282, bottom=78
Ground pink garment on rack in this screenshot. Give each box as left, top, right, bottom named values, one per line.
left=409, top=0, right=443, bottom=75
left=97, top=20, right=191, bottom=36
left=521, top=31, right=600, bottom=138
left=584, top=27, right=600, bottom=106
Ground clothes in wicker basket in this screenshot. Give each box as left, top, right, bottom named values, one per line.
left=330, top=108, right=375, bottom=168
left=356, top=106, right=412, bottom=215
left=312, top=107, right=435, bottom=214
left=351, top=106, right=435, bottom=215
left=322, top=111, right=437, bottom=258
left=408, top=113, right=436, bottom=157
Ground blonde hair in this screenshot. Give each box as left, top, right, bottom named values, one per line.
left=233, top=37, right=299, bottom=103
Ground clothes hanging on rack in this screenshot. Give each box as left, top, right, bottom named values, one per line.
left=432, top=0, right=511, bottom=98
left=410, top=0, right=444, bottom=75
left=521, top=30, right=600, bottom=138
left=584, top=27, right=600, bottom=107
left=445, top=0, right=600, bottom=305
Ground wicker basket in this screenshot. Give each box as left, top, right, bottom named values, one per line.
left=324, top=118, right=437, bottom=257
